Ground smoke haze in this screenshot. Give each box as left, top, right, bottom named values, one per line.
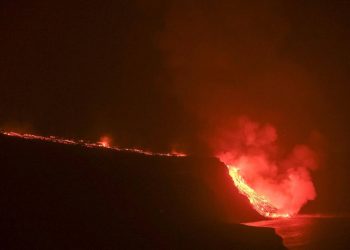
left=1, top=0, right=350, bottom=213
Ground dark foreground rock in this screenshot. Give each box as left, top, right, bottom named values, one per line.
left=0, top=134, right=285, bottom=249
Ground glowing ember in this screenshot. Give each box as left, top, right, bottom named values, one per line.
left=1, top=131, right=186, bottom=157
left=227, top=165, right=290, bottom=218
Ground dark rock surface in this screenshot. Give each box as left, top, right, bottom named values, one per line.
left=0, top=134, right=285, bottom=249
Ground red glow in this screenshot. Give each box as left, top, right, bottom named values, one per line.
left=99, top=136, right=112, bottom=148
left=215, top=117, right=318, bottom=218
left=1, top=131, right=186, bottom=157
left=169, top=149, right=187, bottom=157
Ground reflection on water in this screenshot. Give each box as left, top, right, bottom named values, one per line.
left=244, top=215, right=350, bottom=249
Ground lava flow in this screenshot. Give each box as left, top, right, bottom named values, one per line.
left=228, top=166, right=290, bottom=218
left=0, top=131, right=186, bottom=157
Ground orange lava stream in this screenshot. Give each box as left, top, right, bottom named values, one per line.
left=1, top=131, right=186, bottom=157
left=227, top=165, right=291, bottom=219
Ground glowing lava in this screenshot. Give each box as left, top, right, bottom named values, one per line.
left=227, top=165, right=291, bottom=218
left=0, top=131, right=186, bottom=157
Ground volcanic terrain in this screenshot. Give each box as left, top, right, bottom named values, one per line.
left=0, top=133, right=285, bottom=249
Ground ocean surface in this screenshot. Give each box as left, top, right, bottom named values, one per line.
left=244, top=215, right=350, bottom=249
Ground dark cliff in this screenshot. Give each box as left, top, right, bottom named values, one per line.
left=0, top=134, right=285, bottom=249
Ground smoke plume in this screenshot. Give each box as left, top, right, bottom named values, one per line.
left=156, top=1, right=322, bottom=214
left=214, top=117, right=318, bottom=215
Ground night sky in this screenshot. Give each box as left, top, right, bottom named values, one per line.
left=1, top=1, right=350, bottom=213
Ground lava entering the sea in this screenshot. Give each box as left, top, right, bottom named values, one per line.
left=215, top=117, right=318, bottom=219
left=227, top=165, right=290, bottom=218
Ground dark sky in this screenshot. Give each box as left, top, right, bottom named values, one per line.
left=1, top=0, right=350, bottom=213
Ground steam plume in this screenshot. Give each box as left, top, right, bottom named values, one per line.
left=215, top=117, right=317, bottom=215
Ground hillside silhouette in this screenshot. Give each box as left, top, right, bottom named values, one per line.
left=0, top=134, right=285, bottom=249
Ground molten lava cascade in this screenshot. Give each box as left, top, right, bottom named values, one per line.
left=227, top=165, right=290, bottom=218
